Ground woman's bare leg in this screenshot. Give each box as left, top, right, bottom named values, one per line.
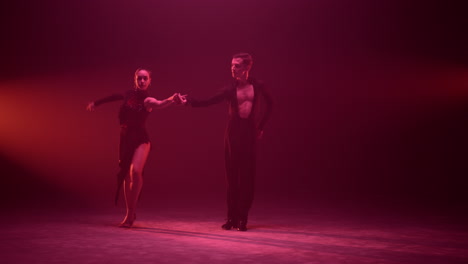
left=120, top=142, right=150, bottom=227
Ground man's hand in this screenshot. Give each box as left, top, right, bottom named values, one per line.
left=86, top=102, right=95, bottom=111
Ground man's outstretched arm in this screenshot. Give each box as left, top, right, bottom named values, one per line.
left=186, top=88, right=230, bottom=107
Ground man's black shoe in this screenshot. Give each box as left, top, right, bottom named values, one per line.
left=222, top=219, right=238, bottom=230
left=237, top=220, right=247, bottom=231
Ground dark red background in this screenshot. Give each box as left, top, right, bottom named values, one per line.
left=1, top=0, right=467, bottom=211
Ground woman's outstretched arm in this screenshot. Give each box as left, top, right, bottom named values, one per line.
left=143, top=93, right=177, bottom=109
left=86, top=94, right=124, bottom=111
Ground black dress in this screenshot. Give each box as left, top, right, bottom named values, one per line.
left=94, top=89, right=150, bottom=203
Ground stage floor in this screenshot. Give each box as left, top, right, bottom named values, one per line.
left=3, top=201, right=467, bottom=264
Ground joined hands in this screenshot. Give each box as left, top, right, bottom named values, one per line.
left=173, top=93, right=187, bottom=105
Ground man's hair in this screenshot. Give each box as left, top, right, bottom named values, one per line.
left=232, top=52, right=253, bottom=67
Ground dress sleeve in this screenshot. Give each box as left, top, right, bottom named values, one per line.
left=94, top=93, right=124, bottom=106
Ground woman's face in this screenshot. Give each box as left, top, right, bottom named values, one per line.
left=135, top=70, right=151, bottom=90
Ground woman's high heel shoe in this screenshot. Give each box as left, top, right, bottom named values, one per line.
left=119, top=213, right=136, bottom=228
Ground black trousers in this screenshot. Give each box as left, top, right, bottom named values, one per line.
left=224, top=117, right=257, bottom=221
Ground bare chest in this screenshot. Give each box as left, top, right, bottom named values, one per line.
left=236, top=84, right=254, bottom=118
left=236, top=84, right=254, bottom=104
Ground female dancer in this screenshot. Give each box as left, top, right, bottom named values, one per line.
left=87, top=68, right=178, bottom=227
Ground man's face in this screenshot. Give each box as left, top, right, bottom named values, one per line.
left=231, top=58, right=249, bottom=79
left=135, top=70, right=151, bottom=90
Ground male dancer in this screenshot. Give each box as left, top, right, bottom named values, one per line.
left=178, top=53, right=273, bottom=231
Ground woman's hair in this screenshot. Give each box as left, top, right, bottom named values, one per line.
left=134, top=68, right=152, bottom=78
left=232, top=53, right=253, bottom=67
